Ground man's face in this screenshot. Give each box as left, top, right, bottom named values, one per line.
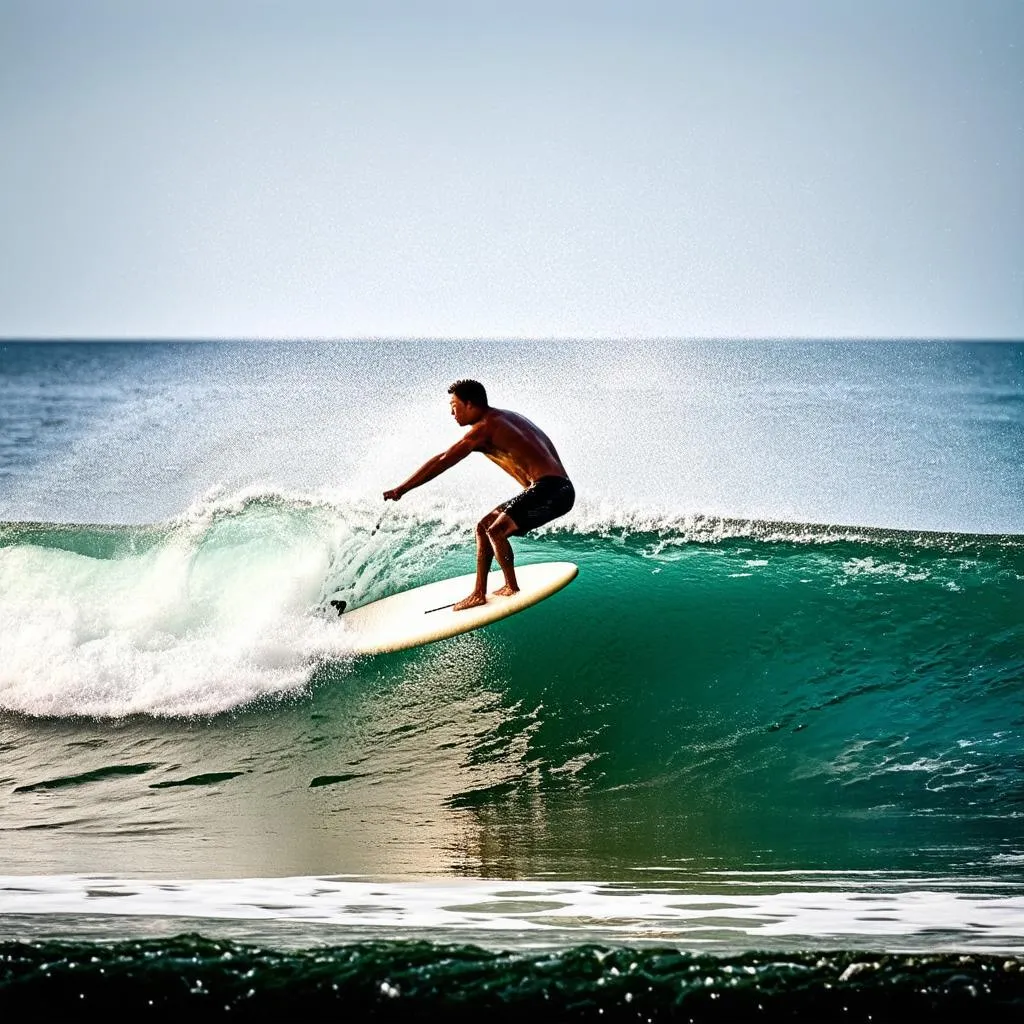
left=450, top=395, right=474, bottom=426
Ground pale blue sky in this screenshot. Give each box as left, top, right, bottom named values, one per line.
left=1, top=0, right=1021, bottom=339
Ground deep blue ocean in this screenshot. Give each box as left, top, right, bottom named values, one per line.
left=1, top=339, right=1022, bottom=1019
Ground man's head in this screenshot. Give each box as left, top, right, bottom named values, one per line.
left=448, top=379, right=488, bottom=425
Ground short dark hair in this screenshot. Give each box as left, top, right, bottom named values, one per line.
left=447, top=379, right=488, bottom=408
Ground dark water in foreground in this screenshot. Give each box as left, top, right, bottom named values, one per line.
left=2, top=937, right=1023, bottom=1021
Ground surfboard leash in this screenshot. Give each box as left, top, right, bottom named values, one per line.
left=329, top=506, right=389, bottom=615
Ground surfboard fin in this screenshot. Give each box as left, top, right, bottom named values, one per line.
left=330, top=599, right=347, bottom=616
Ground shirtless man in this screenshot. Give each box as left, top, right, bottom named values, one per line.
left=383, top=380, right=575, bottom=611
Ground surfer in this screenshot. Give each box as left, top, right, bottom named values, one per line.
left=384, top=380, right=574, bottom=611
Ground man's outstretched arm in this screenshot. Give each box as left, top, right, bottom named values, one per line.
left=384, top=432, right=479, bottom=501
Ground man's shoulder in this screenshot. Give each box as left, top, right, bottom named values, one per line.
left=486, top=407, right=523, bottom=428
left=478, top=408, right=512, bottom=430
left=461, top=413, right=497, bottom=445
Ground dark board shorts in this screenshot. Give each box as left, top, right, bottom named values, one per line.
left=497, top=476, right=575, bottom=535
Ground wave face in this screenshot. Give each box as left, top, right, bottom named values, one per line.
left=3, top=494, right=1020, bottom=720
left=1, top=493, right=1021, bottom=871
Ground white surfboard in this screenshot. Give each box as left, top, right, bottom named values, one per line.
left=333, top=561, right=578, bottom=655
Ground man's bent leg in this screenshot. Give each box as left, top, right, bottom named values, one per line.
left=486, top=512, right=520, bottom=596
left=453, top=512, right=500, bottom=611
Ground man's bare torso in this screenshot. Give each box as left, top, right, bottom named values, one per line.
left=474, top=409, right=568, bottom=489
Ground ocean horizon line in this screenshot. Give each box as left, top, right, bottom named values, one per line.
left=3, top=334, right=1023, bottom=344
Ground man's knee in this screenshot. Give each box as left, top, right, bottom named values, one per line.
left=476, top=511, right=499, bottom=536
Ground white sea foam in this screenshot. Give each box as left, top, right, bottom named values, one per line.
left=0, top=874, right=1022, bottom=952
left=0, top=531, right=340, bottom=719
left=0, top=491, right=379, bottom=717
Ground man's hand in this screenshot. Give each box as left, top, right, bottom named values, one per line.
left=383, top=487, right=404, bottom=501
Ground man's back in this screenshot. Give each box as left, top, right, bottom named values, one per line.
left=478, top=408, right=568, bottom=487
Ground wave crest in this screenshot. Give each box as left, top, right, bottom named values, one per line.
left=0, top=488, right=1020, bottom=719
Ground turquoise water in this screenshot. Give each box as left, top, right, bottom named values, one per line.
left=1, top=502, right=1021, bottom=879
left=0, top=340, right=1022, bottom=1012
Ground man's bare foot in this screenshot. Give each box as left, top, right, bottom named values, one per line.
left=491, top=584, right=519, bottom=598
left=453, top=592, right=487, bottom=611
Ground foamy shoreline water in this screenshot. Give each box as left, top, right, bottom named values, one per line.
left=3, top=873, right=1023, bottom=953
